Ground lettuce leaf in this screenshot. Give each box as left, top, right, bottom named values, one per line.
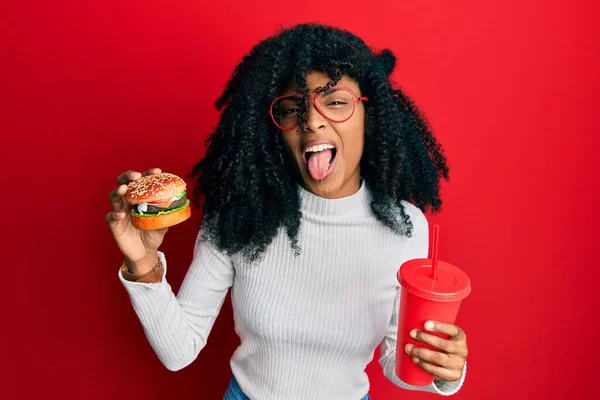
left=132, top=199, right=190, bottom=217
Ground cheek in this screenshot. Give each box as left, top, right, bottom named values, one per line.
left=280, top=133, right=301, bottom=158
left=340, top=120, right=365, bottom=164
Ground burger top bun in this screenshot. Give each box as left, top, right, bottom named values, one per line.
left=125, top=173, right=187, bottom=204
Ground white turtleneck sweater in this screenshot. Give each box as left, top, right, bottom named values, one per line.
left=118, top=182, right=466, bottom=399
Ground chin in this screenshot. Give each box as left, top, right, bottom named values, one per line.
left=301, top=167, right=348, bottom=199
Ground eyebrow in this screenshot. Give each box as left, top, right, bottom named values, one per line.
left=321, top=88, right=342, bottom=96
left=285, top=87, right=343, bottom=97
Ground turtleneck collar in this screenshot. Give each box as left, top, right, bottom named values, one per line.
left=298, top=179, right=372, bottom=218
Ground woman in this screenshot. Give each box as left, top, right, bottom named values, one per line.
left=106, top=23, right=468, bottom=399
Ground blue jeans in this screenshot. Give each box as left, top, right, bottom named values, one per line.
left=224, top=377, right=371, bottom=399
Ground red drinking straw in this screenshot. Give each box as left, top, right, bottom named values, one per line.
left=431, top=224, right=440, bottom=280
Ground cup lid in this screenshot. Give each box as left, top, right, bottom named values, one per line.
left=397, top=258, right=471, bottom=302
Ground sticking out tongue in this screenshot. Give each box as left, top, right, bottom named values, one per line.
left=307, top=149, right=333, bottom=181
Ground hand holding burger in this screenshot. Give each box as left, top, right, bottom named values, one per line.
left=105, top=168, right=190, bottom=275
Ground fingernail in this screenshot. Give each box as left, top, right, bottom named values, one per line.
left=425, top=321, right=435, bottom=331
left=410, top=330, right=417, bottom=339
left=405, top=344, right=413, bottom=354
left=413, top=357, right=420, bottom=363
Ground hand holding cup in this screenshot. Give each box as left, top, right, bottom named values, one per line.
left=404, top=320, right=468, bottom=383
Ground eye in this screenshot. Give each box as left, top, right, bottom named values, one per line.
left=281, top=107, right=300, bottom=116
left=326, top=100, right=347, bottom=106
left=320, top=93, right=349, bottom=108
left=277, top=97, right=303, bottom=117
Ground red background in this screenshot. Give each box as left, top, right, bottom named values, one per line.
left=2, top=0, right=598, bottom=398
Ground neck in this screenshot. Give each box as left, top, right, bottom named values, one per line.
left=298, top=177, right=370, bottom=218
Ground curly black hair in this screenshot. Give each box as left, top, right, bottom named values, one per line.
left=189, top=23, right=450, bottom=263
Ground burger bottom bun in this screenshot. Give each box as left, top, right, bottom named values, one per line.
left=131, top=204, right=191, bottom=230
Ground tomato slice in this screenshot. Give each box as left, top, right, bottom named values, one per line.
left=146, top=200, right=171, bottom=207
left=146, top=192, right=183, bottom=206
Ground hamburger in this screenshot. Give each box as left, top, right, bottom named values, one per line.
left=125, top=172, right=191, bottom=230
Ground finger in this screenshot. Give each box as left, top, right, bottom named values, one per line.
left=425, top=321, right=466, bottom=342
left=405, top=345, right=463, bottom=371
left=105, top=211, right=126, bottom=230
left=411, top=357, right=463, bottom=382
left=116, top=170, right=142, bottom=186
left=109, top=184, right=129, bottom=212
left=142, top=167, right=162, bottom=177
left=409, top=329, right=458, bottom=354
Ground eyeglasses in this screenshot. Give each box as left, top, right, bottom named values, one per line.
left=269, top=87, right=368, bottom=131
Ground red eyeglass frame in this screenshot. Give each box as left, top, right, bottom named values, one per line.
left=269, top=87, right=369, bottom=131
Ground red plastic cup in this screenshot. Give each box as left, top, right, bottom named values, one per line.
left=395, top=258, right=471, bottom=386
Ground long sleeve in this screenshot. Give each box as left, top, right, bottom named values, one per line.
left=378, top=206, right=467, bottom=395
left=117, top=229, right=234, bottom=371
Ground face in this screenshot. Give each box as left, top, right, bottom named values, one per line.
left=278, top=71, right=365, bottom=199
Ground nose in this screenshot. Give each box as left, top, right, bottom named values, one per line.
left=301, top=100, right=327, bottom=133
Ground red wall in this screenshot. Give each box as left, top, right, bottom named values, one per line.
left=3, top=0, right=598, bottom=398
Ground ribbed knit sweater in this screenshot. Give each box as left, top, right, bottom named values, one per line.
left=118, top=181, right=466, bottom=399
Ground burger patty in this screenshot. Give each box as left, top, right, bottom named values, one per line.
left=133, top=196, right=187, bottom=214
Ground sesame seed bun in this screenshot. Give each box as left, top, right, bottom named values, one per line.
left=125, top=173, right=186, bottom=204
left=131, top=203, right=191, bottom=230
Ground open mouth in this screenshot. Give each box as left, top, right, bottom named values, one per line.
left=303, top=144, right=338, bottom=181
left=304, top=146, right=337, bottom=163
